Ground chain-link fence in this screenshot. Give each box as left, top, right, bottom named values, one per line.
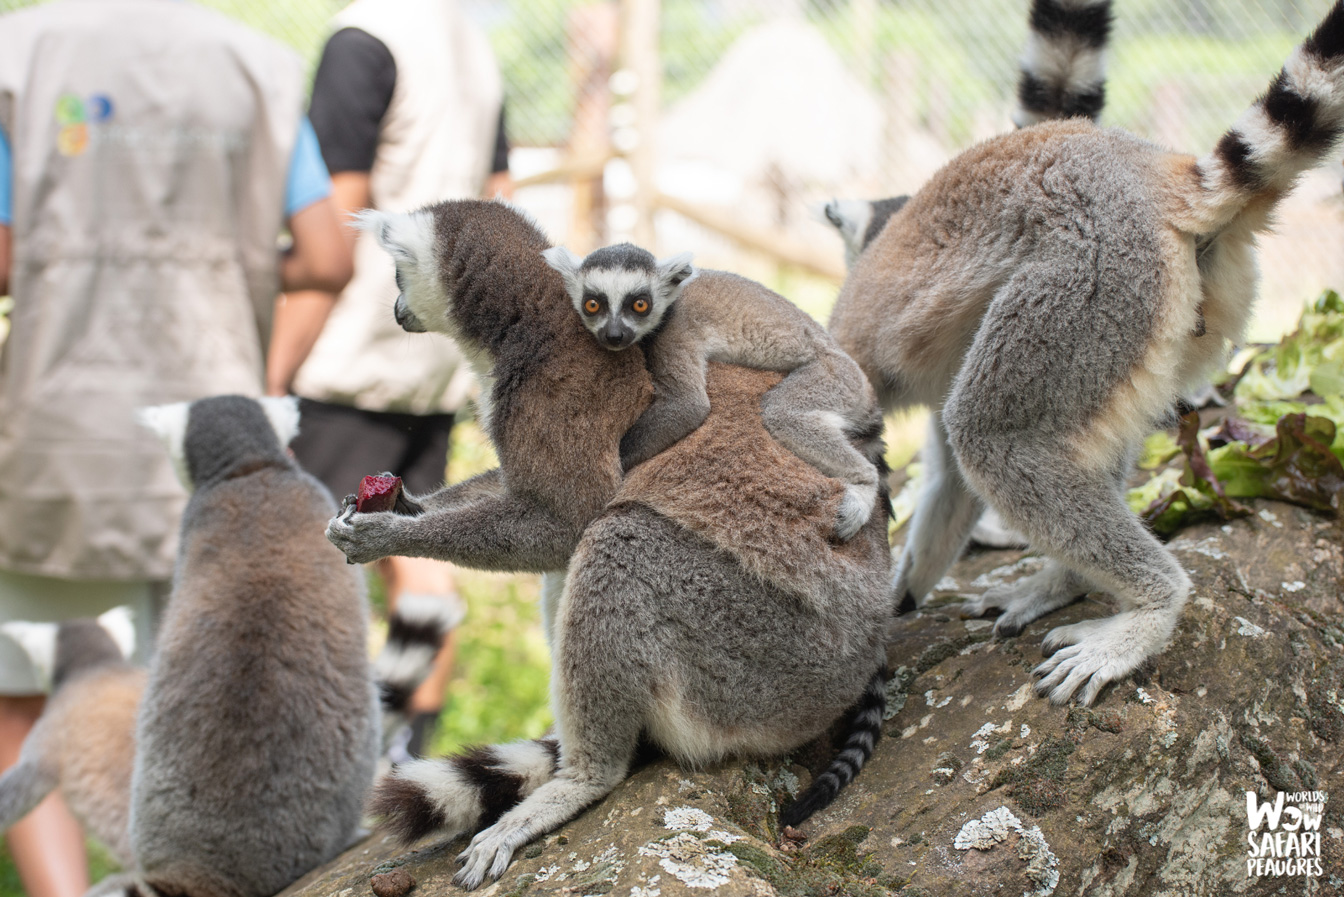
left=4, top=0, right=1341, bottom=334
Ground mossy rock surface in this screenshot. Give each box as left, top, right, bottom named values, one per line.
left=283, top=500, right=1344, bottom=897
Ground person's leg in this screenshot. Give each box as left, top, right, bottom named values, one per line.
left=0, top=696, right=88, bottom=897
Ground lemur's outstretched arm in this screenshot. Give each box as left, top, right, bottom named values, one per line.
left=326, top=487, right=579, bottom=573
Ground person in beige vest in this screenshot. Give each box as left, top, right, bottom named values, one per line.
left=269, top=0, right=510, bottom=760
left=0, top=1, right=351, bottom=893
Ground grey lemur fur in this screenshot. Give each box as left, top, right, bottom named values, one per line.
left=122, top=395, right=379, bottom=897
left=325, top=200, right=891, bottom=889
left=0, top=615, right=142, bottom=864
left=0, top=403, right=444, bottom=891
left=827, top=1, right=1344, bottom=706
left=542, top=242, right=882, bottom=540
left=824, top=0, right=1114, bottom=267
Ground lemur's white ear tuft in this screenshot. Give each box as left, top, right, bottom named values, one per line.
left=542, top=246, right=585, bottom=296
left=0, top=621, right=57, bottom=691
left=354, top=209, right=434, bottom=265
left=136, top=402, right=190, bottom=446
left=137, top=402, right=193, bottom=490
left=97, top=606, right=137, bottom=661
left=655, top=252, right=697, bottom=294
left=257, top=395, right=301, bottom=448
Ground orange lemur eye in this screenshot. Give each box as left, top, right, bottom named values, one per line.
left=583, top=298, right=601, bottom=314
left=631, top=298, right=650, bottom=315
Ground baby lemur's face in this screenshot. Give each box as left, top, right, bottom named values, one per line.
left=543, top=243, right=695, bottom=351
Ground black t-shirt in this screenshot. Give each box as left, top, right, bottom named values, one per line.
left=308, top=26, right=508, bottom=176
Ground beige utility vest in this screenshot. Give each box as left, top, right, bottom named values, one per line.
left=0, top=0, right=304, bottom=580
left=292, top=0, right=503, bottom=415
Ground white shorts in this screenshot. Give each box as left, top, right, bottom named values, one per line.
left=0, top=569, right=164, bottom=695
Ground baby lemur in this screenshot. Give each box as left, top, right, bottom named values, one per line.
left=543, top=242, right=881, bottom=540
left=828, top=0, right=1344, bottom=706
left=326, top=200, right=892, bottom=889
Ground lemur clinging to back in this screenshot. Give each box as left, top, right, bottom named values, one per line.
left=825, top=0, right=1115, bottom=267
left=827, top=0, right=1344, bottom=706
left=542, top=242, right=883, bottom=540
left=325, top=200, right=892, bottom=889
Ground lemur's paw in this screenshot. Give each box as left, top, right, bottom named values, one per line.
left=454, top=822, right=528, bottom=890
left=325, top=507, right=407, bottom=565
left=960, top=564, right=1086, bottom=638
left=834, top=483, right=877, bottom=541
left=1032, top=612, right=1171, bottom=706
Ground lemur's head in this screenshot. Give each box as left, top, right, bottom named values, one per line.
left=354, top=209, right=443, bottom=336
left=542, top=243, right=696, bottom=350
left=138, top=395, right=299, bottom=491
left=823, top=196, right=911, bottom=270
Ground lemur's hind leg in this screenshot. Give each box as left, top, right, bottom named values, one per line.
left=950, top=435, right=1188, bottom=706
left=962, top=451, right=1137, bottom=636
left=760, top=358, right=882, bottom=541
left=961, top=561, right=1092, bottom=637
left=455, top=520, right=650, bottom=890
left=891, top=414, right=983, bottom=612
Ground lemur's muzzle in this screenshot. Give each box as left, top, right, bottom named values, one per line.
left=394, top=294, right=427, bottom=333
left=601, top=320, right=634, bottom=350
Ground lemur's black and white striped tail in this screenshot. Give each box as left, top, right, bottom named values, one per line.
left=369, top=736, right=561, bottom=843
left=1014, top=0, right=1113, bottom=127
left=375, top=594, right=465, bottom=715
left=778, top=666, right=887, bottom=829
left=1186, top=0, right=1344, bottom=233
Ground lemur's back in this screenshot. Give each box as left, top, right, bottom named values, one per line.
left=133, top=454, right=376, bottom=897
left=830, top=120, right=1221, bottom=417
left=675, top=269, right=832, bottom=365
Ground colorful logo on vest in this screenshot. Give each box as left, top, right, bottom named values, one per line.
left=54, top=93, right=115, bottom=157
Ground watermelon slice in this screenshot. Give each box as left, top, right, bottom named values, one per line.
left=355, top=474, right=403, bottom=513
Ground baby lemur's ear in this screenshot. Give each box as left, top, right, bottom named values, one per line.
left=655, top=252, right=696, bottom=298
left=353, top=209, right=433, bottom=266
left=541, top=246, right=585, bottom=298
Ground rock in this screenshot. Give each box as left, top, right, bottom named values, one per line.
left=281, top=500, right=1343, bottom=897
left=370, top=869, right=415, bottom=897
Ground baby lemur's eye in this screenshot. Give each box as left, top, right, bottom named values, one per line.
left=582, top=291, right=603, bottom=315
left=628, top=291, right=652, bottom=316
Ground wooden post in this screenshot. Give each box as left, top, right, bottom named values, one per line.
left=564, top=3, right=619, bottom=253
left=620, top=0, right=660, bottom=249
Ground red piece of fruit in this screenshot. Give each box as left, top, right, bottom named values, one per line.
left=355, top=475, right=403, bottom=513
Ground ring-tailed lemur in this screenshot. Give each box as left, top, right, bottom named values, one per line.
left=827, top=0, right=1344, bottom=706
left=0, top=614, right=142, bottom=864
left=324, top=200, right=891, bottom=889
left=107, top=395, right=380, bottom=897
left=542, top=242, right=882, bottom=540
left=0, top=478, right=450, bottom=888
left=825, top=0, right=1114, bottom=268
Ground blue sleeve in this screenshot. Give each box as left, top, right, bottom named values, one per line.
left=284, top=117, right=332, bottom=218
left=0, top=125, right=11, bottom=226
